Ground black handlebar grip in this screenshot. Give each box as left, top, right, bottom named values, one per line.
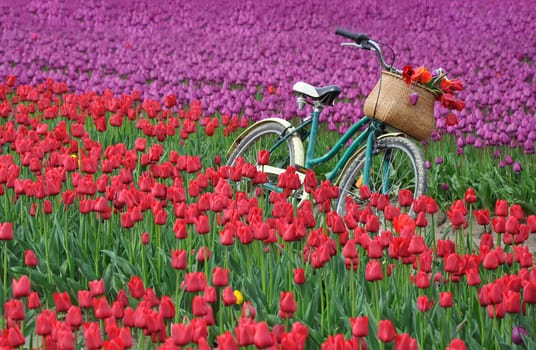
left=335, top=28, right=369, bottom=44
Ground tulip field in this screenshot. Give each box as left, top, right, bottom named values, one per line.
left=1, top=0, right=535, bottom=349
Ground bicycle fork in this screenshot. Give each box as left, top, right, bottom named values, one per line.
left=361, top=127, right=391, bottom=194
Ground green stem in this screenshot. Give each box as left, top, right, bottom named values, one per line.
left=419, top=312, right=425, bottom=348
left=44, top=217, right=52, bottom=282
left=259, top=242, right=267, bottom=295
left=2, top=242, right=7, bottom=329
left=142, top=242, right=147, bottom=283
left=350, top=268, right=355, bottom=316
left=467, top=205, right=473, bottom=254
left=95, top=221, right=100, bottom=276
left=174, top=272, right=180, bottom=323
left=157, top=224, right=162, bottom=280
left=64, top=211, right=72, bottom=277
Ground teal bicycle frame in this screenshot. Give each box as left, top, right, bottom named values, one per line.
left=268, top=104, right=388, bottom=189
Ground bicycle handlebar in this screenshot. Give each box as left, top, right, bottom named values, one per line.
left=335, top=28, right=370, bottom=45
left=335, top=28, right=399, bottom=73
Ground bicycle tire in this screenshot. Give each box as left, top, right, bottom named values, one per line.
left=226, top=121, right=304, bottom=199
left=335, top=136, right=427, bottom=215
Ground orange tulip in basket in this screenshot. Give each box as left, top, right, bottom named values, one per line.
left=363, top=65, right=465, bottom=141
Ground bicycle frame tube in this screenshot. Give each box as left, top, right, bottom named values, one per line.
left=306, top=112, right=372, bottom=170
left=261, top=108, right=382, bottom=186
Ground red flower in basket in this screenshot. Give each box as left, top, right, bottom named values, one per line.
left=401, top=65, right=465, bottom=124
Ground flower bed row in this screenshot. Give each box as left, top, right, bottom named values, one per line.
left=0, top=78, right=535, bottom=349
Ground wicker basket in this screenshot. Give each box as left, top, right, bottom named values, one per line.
left=363, top=71, right=437, bottom=141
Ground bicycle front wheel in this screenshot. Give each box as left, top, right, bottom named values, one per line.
left=335, top=136, right=427, bottom=215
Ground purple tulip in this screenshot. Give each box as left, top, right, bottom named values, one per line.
left=409, top=92, right=419, bottom=105
left=512, top=326, right=529, bottom=345
left=512, top=162, right=522, bottom=173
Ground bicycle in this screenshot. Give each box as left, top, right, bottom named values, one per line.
left=226, top=28, right=428, bottom=215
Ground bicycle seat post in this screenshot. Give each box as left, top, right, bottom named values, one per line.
left=305, top=101, right=325, bottom=168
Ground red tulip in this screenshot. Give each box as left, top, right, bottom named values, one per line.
left=94, top=296, right=113, bottom=319
left=509, top=204, right=525, bottom=220
left=5, top=299, right=25, bottom=321
left=466, top=269, right=481, bottom=286
left=171, top=248, right=187, bottom=270
left=77, top=290, right=92, bottom=309
left=523, top=281, right=536, bottom=304
left=482, top=251, right=499, bottom=270
left=66, top=305, right=83, bottom=328
left=408, top=235, right=426, bottom=255
left=253, top=321, right=274, bottom=348
left=111, top=301, right=124, bottom=319
left=364, top=214, right=379, bottom=233
left=117, top=327, right=133, bottom=348
left=212, top=267, right=229, bottom=287
left=417, top=295, right=434, bottom=312
left=350, top=316, right=369, bottom=337
left=27, top=291, right=41, bottom=309
left=222, top=286, right=237, bottom=306
left=394, top=333, right=418, bottom=350
left=367, top=239, right=383, bottom=259
left=89, top=278, right=105, bottom=297
left=217, top=331, right=239, bottom=350
left=279, top=291, right=297, bottom=318
left=235, top=318, right=255, bottom=346
left=414, top=271, right=431, bottom=289
left=200, top=286, right=216, bottom=304
left=474, top=209, right=490, bottom=226
left=491, top=216, right=505, bottom=234
left=192, top=295, right=208, bottom=317
left=398, top=189, right=413, bottom=207
left=487, top=303, right=505, bottom=319
left=171, top=322, right=192, bottom=346
left=505, top=216, right=519, bottom=235
left=36, top=310, right=54, bottom=336
left=12, top=275, right=31, bottom=298
left=464, top=188, right=477, bottom=204
left=527, top=215, right=536, bottom=233
left=196, top=246, right=211, bottom=262
left=24, top=249, right=38, bottom=266
left=257, top=150, right=270, bottom=165
left=495, top=199, right=509, bottom=216
left=0, top=221, right=13, bottom=240
left=55, top=321, right=76, bottom=350
left=164, top=94, right=177, bottom=108
left=127, top=276, right=145, bottom=299
left=440, top=292, right=453, bottom=308
left=377, top=319, right=396, bottom=343
left=193, top=214, right=209, bottom=234
left=447, top=207, right=466, bottom=229
left=446, top=338, right=467, bottom=350
left=185, top=272, right=207, bottom=293
left=304, top=169, right=318, bottom=192
left=53, top=291, right=72, bottom=312
left=84, top=322, right=104, bottom=350
left=293, top=268, right=306, bottom=284
left=503, top=290, right=521, bottom=314
left=384, top=204, right=400, bottom=221
left=415, top=211, right=428, bottom=227
left=436, top=239, right=455, bottom=257
left=365, top=260, right=384, bottom=282
left=6, top=325, right=25, bottom=348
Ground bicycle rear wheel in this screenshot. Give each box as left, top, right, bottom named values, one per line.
left=335, top=136, right=426, bottom=215
left=226, top=121, right=304, bottom=200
